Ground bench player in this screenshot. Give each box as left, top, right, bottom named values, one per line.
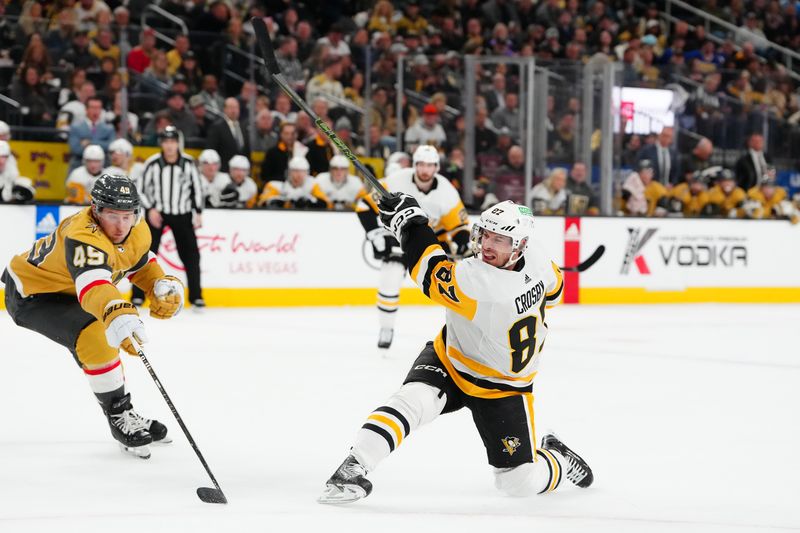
left=320, top=195, right=593, bottom=502
left=357, top=145, right=470, bottom=350
left=2, top=174, right=184, bottom=459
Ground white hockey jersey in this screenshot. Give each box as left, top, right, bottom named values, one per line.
left=65, top=166, right=102, bottom=204
left=200, top=171, right=230, bottom=207
left=358, top=167, right=469, bottom=238
left=409, top=235, right=564, bottom=399
left=316, top=171, right=364, bottom=210
left=104, top=162, right=145, bottom=187
left=258, top=177, right=331, bottom=208
left=214, top=174, right=258, bottom=208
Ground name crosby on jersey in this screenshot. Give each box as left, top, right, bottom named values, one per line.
left=514, top=280, right=545, bottom=315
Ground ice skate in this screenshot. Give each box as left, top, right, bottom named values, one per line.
left=105, top=393, right=153, bottom=459
left=377, top=327, right=394, bottom=350
left=318, top=455, right=373, bottom=504
left=541, top=433, right=594, bottom=488
left=128, top=409, right=171, bottom=444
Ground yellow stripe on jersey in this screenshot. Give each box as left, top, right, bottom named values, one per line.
left=436, top=202, right=469, bottom=233
left=423, top=259, right=478, bottom=321
left=311, top=182, right=333, bottom=209
left=367, top=414, right=404, bottom=446
left=410, top=243, right=445, bottom=282
left=433, top=332, right=526, bottom=400
left=257, top=182, right=282, bottom=206
left=448, top=344, right=537, bottom=383
left=545, top=261, right=564, bottom=308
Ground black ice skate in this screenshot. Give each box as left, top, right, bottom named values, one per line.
left=129, top=410, right=171, bottom=444
left=541, top=433, right=594, bottom=488
left=378, top=328, right=394, bottom=350
left=105, top=393, right=153, bottom=459
left=318, top=455, right=373, bottom=504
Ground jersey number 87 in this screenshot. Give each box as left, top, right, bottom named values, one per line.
left=508, top=316, right=538, bottom=373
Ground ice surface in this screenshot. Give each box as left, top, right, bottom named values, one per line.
left=1, top=303, right=798, bottom=532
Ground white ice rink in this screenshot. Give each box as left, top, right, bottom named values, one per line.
left=1, top=303, right=798, bottom=532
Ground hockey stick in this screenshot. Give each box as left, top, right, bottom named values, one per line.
left=133, top=341, right=227, bottom=504
left=250, top=17, right=389, bottom=198
left=559, top=244, right=605, bottom=273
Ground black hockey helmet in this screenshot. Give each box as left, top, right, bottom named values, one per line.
left=715, top=168, right=736, bottom=182
left=91, top=173, right=140, bottom=212
left=638, top=158, right=654, bottom=172
left=157, top=125, right=180, bottom=143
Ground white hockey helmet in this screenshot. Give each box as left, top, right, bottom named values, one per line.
left=0, top=120, right=10, bottom=139
left=83, top=144, right=105, bottom=162
left=0, top=140, right=10, bottom=157
left=329, top=154, right=350, bottom=169
left=288, top=156, right=310, bottom=171
left=228, top=154, right=250, bottom=171
left=108, top=138, right=133, bottom=156
left=198, top=149, right=221, bottom=165
left=387, top=151, right=410, bottom=167
left=412, top=145, right=440, bottom=170
left=471, top=200, right=534, bottom=268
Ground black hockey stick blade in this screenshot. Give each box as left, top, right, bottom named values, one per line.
left=560, top=245, right=605, bottom=273
left=197, top=487, right=228, bottom=504
left=250, top=17, right=280, bottom=76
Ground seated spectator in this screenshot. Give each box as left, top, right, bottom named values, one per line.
left=252, top=109, right=277, bottom=154
left=548, top=113, right=577, bottom=165
left=67, top=95, right=114, bottom=167
left=705, top=168, right=746, bottom=218
left=127, top=28, right=157, bottom=74
left=531, top=167, right=568, bottom=215
left=138, top=49, right=172, bottom=96
left=89, top=26, right=120, bottom=65
left=140, top=111, right=172, bottom=146
left=188, top=94, right=211, bottom=138
left=197, top=149, right=228, bottom=207
left=75, top=0, right=111, bottom=32
left=261, top=122, right=296, bottom=183
left=688, top=73, right=726, bottom=144
left=271, top=92, right=297, bottom=125
left=668, top=169, right=712, bottom=217
left=216, top=155, right=258, bottom=208
left=305, top=56, right=345, bottom=110
left=734, top=132, right=771, bottom=192
left=258, top=156, right=332, bottom=209
left=483, top=72, right=507, bottom=113
left=105, top=92, right=139, bottom=141
left=159, top=91, right=198, bottom=138
left=743, top=171, right=797, bottom=222
left=65, top=144, right=105, bottom=203
left=493, top=145, right=526, bottom=204
left=621, top=159, right=669, bottom=217
left=10, top=65, right=55, bottom=127
left=198, top=74, right=225, bottom=113
left=396, top=0, right=428, bottom=36
left=317, top=21, right=351, bottom=58
left=566, top=161, right=599, bottom=215
left=405, top=104, right=447, bottom=152
left=490, top=93, right=521, bottom=141
left=166, top=34, right=191, bottom=76
left=46, top=10, right=78, bottom=61
left=20, top=34, right=53, bottom=79
left=207, top=97, right=249, bottom=172
left=0, top=140, right=34, bottom=203
left=316, top=155, right=363, bottom=211
left=62, top=29, right=98, bottom=70
left=112, top=6, right=136, bottom=47
left=177, top=51, right=202, bottom=94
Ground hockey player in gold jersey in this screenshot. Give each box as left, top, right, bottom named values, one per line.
left=706, top=168, right=746, bottom=218
left=2, top=174, right=184, bottom=459
left=320, top=195, right=593, bottom=503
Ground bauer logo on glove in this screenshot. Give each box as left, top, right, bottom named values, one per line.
left=148, top=275, right=184, bottom=320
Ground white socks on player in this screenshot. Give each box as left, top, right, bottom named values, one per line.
left=377, top=261, right=405, bottom=330
left=352, top=382, right=446, bottom=472
left=84, top=358, right=125, bottom=404
left=493, top=448, right=565, bottom=496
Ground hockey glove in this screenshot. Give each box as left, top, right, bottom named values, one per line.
left=450, top=229, right=471, bottom=258
left=148, top=275, right=184, bottom=320
left=367, top=228, right=403, bottom=261
left=103, top=300, right=148, bottom=356
left=378, top=193, right=428, bottom=241
left=294, top=197, right=310, bottom=209
left=218, top=183, right=240, bottom=207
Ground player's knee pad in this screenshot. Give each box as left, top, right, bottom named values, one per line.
left=494, top=460, right=555, bottom=497
left=75, top=320, right=120, bottom=367
left=387, top=382, right=446, bottom=428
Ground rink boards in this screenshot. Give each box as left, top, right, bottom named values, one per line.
left=1, top=204, right=799, bottom=306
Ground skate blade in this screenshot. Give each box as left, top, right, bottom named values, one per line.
left=119, top=443, right=151, bottom=459
left=317, top=483, right=367, bottom=505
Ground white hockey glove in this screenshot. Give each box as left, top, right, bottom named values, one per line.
left=378, top=193, right=428, bottom=241
left=103, top=300, right=148, bottom=356
left=148, top=275, right=184, bottom=320
left=366, top=227, right=402, bottom=261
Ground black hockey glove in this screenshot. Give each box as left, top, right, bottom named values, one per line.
left=378, top=193, right=428, bottom=241
left=294, top=197, right=310, bottom=209
left=451, top=229, right=471, bottom=258
left=267, top=198, right=285, bottom=209
left=218, top=184, right=239, bottom=207
left=367, top=228, right=402, bottom=261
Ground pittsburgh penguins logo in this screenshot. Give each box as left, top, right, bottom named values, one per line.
left=501, top=436, right=521, bottom=456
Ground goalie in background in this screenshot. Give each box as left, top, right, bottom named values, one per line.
left=2, top=174, right=184, bottom=459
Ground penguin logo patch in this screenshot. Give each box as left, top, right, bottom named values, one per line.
left=501, top=436, right=521, bottom=456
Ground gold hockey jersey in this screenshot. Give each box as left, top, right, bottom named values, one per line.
left=6, top=207, right=165, bottom=321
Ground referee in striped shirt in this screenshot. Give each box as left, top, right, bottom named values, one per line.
left=132, top=126, right=205, bottom=309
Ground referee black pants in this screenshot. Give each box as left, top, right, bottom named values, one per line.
left=132, top=213, right=203, bottom=303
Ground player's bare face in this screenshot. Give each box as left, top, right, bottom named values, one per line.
left=331, top=167, right=347, bottom=184
left=111, top=152, right=127, bottom=168
left=480, top=230, right=514, bottom=268
left=415, top=162, right=436, bottom=182
left=96, top=208, right=136, bottom=244
left=201, top=162, right=219, bottom=180
left=289, top=169, right=305, bottom=187
left=87, top=160, right=103, bottom=175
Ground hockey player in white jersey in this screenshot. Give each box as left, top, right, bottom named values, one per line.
left=357, top=145, right=470, bottom=350
left=198, top=149, right=229, bottom=208
left=320, top=195, right=593, bottom=504
left=0, top=140, right=34, bottom=203
left=216, top=155, right=258, bottom=208
left=103, top=139, right=144, bottom=188
left=65, top=144, right=105, bottom=204
left=316, top=155, right=364, bottom=210
left=258, top=156, right=332, bottom=209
